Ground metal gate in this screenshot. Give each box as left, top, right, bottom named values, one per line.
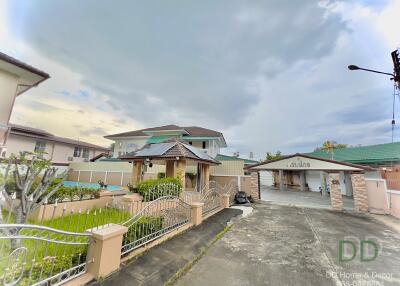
left=121, top=196, right=191, bottom=257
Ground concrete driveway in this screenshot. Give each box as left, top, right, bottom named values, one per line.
left=261, top=186, right=355, bottom=210
left=176, top=203, right=400, bottom=286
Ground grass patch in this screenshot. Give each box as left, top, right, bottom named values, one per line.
left=0, top=207, right=131, bottom=285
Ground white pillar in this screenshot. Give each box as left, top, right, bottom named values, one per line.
left=320, top=171, right=327, bottom=196
left=300, top=171, right=306, bottom=192
left=279, top=170, right=284, bottom=191
left=237, top=176, right=241, bottom=192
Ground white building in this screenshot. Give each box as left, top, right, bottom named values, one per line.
left=105, top=124, right=227, bottom=159
left=5, top=124, right=108, bottom=166
left=0, top=52, right=50, bottom=156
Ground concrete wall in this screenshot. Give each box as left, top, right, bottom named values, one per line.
left=365, top=178, right=400, bottom=219
left=210, top=174, right=251, bottom=193
left=112, top=137, right=221, bottom=159
left=210, top=160, right=245, bottom=176
left=113, top=137, right=149, bottom=157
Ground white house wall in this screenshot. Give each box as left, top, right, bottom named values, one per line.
left=5, top=133, right=105, bottom=164
left=113, top=137, right=149, bottom=157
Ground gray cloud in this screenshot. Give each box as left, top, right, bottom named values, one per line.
left=9, top=1, right=345, bottom=127
left=7, top=0, right=397, bottom=156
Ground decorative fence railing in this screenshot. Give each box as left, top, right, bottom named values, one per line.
left=139, top=183, right=182, bottom=202
left=0, top=224, right=92, bottom=286
left=120, top=196, right=191, bottom=257
left=201, top=189, right=222, bottom=217
left=0, top=180, right=234, bottom=285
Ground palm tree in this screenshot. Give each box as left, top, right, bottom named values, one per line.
left=318, top=140, right=347, bottom=160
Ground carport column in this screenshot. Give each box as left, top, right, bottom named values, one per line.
left=350, top=174, right=369, bottom=213
left=320, top=171, right=327, bottom=196
left=166, top=160, right=175, bottom=178
left=175, top=159, right=187, bottom=189
left=131, top=160, right=143, bottom=187
left=250, top=171, right=260, bottom=200
left=300, top=171, right=306, bottom=192
left=279, top=170, right=284, bottom=191
left=202, top=164, right=210, bottom=192
left=329, top=173, right=343, bottom=211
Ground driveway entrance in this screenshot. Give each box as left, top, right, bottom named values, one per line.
left=261, top=186, right=355, bottom=210
left=176, top=204, right=400, bottom=286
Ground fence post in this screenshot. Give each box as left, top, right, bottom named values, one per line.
left=190, top=202, right=204, bottom=226
left=86, top=224, right=128, bottom=280
left=221, top=194, right=230, bottom=208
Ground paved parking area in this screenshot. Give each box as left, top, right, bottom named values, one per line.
left=261, top=186, right=355, bottom=210
left=176, top=203, right=400, bottom=286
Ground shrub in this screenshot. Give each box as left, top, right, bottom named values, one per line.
left=123, top=216, right=164, bottom=246
left=157, top=172, right=166, bottom=179
left=137, top=177, right=182, bottom=201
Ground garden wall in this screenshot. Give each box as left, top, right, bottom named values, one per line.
left=365, top=178, right=400, bottom=219
left=28, top=194, right=114, bottom=221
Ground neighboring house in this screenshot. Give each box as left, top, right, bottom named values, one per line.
left=258, top=142, right=400, bottom=195
left=105, top=124, right=227, bottom=158
left=5, top=124, right=109, bottom=166
left=306, top=141, right=400, bottom=167
left=0, top=52, right=50, bottom=156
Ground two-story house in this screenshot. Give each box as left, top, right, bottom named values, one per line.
left=104, top=125, right=227, bottom=158
left=5, top=124, right=109, bottom=167
left=0, top=52, right=50, bottom=156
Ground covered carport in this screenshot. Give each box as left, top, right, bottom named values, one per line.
left=246, top=154, right=375, bottom=212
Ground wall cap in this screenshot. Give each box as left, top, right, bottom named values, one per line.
left=86, top=224, right=128, bottom=240
left=190, top=202, right=204, bottom=207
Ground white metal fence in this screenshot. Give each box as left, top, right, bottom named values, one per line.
left=120, top=195, right=191, bottom=257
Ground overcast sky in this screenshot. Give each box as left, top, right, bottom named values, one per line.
left=1, top=0, right=400, bottom=159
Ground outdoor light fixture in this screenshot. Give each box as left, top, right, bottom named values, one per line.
left=348, top=65, right=360, bottom=70
left=347, top=64, right=394, bottom=77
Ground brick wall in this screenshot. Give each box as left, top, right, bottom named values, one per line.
left=329, top=173, right=343, bottom=211
left=351, top=174, right=369, bottom=213
left=249, top=172, right=260, bottom=200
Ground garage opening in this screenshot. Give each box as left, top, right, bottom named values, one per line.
left=247, top=154, right=375, bottom=210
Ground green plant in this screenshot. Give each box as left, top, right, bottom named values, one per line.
left=123, top=216, right=164, bottom=246
left=157, top=172, right=166, bottom=179
left=137, top=177, right=182, bottom=201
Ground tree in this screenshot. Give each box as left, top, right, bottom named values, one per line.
left=266, top=151, right=282, bottom=161
left=315, top=140, right=347, bottom=160
left=0, top=152, right=67, bottom=225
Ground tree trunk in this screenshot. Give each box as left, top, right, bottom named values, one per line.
left=10, top=208, right=26, bottom=250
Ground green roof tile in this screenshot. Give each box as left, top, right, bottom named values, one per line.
left=215, top=154, right=259, bottom=165
left=305, top=142, right=400, bottom=166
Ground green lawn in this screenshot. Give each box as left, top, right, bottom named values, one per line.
left=0, top=207, right=131, bottom=285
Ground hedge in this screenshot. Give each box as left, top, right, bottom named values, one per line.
left=137, top=177, right=182, bottom=201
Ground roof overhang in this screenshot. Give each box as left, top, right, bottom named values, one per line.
left=0, top=52, right=50, bottom=95
left=245, top=154, right=375, bottom=172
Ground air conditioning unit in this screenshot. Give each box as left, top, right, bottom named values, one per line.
left=67, top=156, right=73, bottom=162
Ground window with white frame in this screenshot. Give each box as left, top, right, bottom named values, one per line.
left=74, top=146, right=82, bottom=157
left=34, top=141, right=46, bottom=153
left=82, top=148, right=90, bottom=158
